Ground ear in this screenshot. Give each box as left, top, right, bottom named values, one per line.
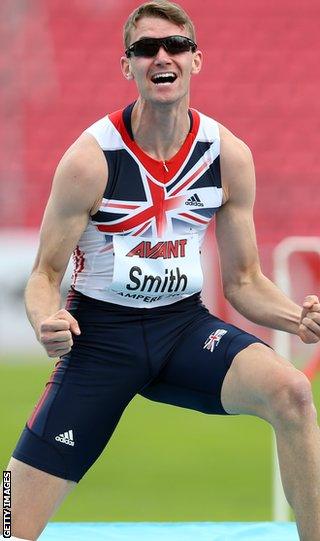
left=191, top=49, right=203, bottom=75
left=120, top=56, right=134, bottom=80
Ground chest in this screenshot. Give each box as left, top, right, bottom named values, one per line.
left=91, top=141, right=222, bottom=239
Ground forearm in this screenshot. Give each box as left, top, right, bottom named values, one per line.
left=225, top=271, right=301, bottom=334
left=25, top=271, right=61, bottom=339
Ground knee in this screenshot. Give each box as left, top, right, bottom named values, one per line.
left=265, top=369, right=316, bottom=428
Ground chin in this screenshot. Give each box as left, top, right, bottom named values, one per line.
left=149, top=89, right=186, bottom=106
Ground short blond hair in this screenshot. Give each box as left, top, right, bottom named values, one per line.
left=123, top=0, right=196, bottom=48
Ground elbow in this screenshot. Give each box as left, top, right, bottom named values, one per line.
left=221, top=274, right=240, bottom=303
left=222, top=268, right=263, bottom=303
left=222, top=281, right=240, bottom=305
left=26, top=267, right=62, bottom=290
left=222, top=279, right=250, bottom=313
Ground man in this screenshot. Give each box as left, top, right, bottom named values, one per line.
left=1, top=1, right=320, bottom=540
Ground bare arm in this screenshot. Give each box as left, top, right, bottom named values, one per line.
left=25, top=133, right=107, bottom=356
left=216, top=125, right=320, bottom=343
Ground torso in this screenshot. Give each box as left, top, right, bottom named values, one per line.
left=71, top=104, right=223, bottom=308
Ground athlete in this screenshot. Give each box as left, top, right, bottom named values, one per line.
left=1, top=1, right=320, bottom=540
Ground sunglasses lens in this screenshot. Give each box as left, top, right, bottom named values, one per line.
left=126, top=36, right=196, bottom=57
left=165, top=36, right=192, bottom=54
left=133, top=39, right=159, bottom=57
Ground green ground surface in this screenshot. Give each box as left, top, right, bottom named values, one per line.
left=1, top=356, right=319, bottom=522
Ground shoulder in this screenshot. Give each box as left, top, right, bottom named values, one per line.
left=52, top=131, right=108, bottom=214
left=57, top=131, right=107, bottom=182
left=218, top=123, right=253, bottom=168
left=217, top=123, right=255, bottom=204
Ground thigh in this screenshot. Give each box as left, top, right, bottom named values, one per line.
left=2, top=457, right=75, bottom=540
left=13, top=309, right=151, bottom=482
left=220, top=342, right=296, bottom=419
left=140, top=313, right=267, bottom=415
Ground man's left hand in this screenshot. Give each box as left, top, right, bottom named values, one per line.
left=298, top=295, right=320, bottom=344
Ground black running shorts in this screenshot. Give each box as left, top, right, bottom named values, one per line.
left=13, top=290, right=267, bottom=482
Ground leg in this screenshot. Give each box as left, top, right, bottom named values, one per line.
left=3, top=296, right=153, bottom=540
left=140, top=307, right=320, bottom=540
left=1, top=458, right=75, bottom=540
left=221, top=343, right=320, bottom=541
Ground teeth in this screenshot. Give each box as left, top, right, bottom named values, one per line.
left=154, top=72, right=175, bottom=78
left=152, top=72, right=177, bottom=83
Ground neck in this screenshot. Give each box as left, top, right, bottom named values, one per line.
left=131, top=98, right=191, bottom=161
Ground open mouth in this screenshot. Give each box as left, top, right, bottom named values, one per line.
left=151, top=72, right=178, bottom=85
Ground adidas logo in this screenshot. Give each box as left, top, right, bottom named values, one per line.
left=55, top=429, right=75, bottom=446
left=185, top=193, right=204, bottom=207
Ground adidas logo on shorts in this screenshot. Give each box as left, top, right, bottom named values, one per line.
left=185, top=193, right=204, bottom=207
left=55, top=429, right=75, bottom=446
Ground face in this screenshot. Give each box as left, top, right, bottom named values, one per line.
left=121, top=16, right=202, bottom=106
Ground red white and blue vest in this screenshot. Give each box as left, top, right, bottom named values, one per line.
left=72, top=103, right=223, bottom=308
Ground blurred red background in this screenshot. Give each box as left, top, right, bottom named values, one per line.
left=1, top=0, right=319, bottom=344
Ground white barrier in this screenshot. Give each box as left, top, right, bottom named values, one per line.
left=272, top=236, right=320, bottom=521
left=0, top=229, right=72, bottom=356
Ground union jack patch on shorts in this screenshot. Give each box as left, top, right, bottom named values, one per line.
left=203, top=329, right=228, bottom=352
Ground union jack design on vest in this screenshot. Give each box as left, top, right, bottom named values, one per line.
left=72, top=105, right=223, bottom=308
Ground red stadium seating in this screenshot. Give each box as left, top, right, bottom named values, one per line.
left=1, top=0, right=319, bottom=306
left=2, top=0, right=319, bottom=240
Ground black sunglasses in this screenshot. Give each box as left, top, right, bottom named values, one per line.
left=125, top=35, right=197, bottom=58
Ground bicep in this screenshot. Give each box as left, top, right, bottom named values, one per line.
left=216, top=134, right=261, bottom=289
left=33, top=137, right=106, bottom=283
left=34, top=193, right=89, bottom=283
left=216, top=202, right=260, bottom=285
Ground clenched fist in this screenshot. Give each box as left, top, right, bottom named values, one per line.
left=38, top=309, right=81, bottom=358
left=298, top=295, right=320, bottom=344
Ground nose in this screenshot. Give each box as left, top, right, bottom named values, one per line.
left=154, top=45, right=172, bottom=64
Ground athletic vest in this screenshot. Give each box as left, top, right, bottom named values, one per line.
left=72, top=103, right=223, bottom=308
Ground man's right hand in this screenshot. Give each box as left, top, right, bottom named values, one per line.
left=38, top=309, right=81, bottom=358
